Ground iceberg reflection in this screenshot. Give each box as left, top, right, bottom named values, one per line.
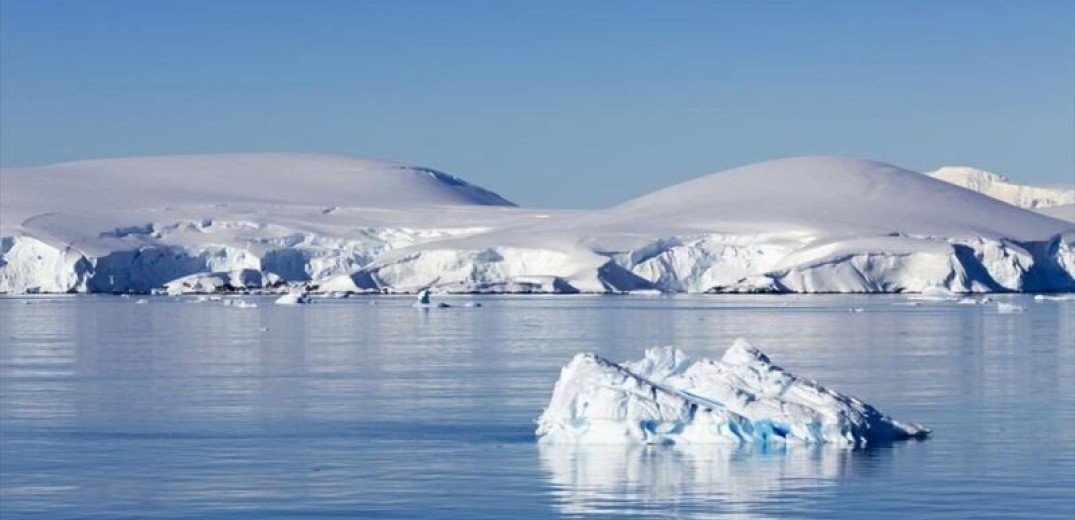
left=540, top=443, right=879, bottom=518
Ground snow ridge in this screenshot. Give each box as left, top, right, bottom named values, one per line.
left=928, top=166, right=1074, bottom=209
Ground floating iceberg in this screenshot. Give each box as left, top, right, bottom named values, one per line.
left=536, top=340, right=929, bottom=447
left=412, top=288, right=450, bottom=308
left=274, top=292, right=310, bottom=305
left=412, top=289, right=432, bottom=307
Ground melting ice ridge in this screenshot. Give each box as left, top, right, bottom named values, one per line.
left=536, top=339, right=929, bottom=447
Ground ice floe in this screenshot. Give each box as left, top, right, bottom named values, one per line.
left=537, top=339, right=929, bottom=447
left=275, top=292, right=310, bottom=305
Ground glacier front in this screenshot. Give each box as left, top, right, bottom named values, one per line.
left=536, top=340, right=929, bottom=447
left=2, top=154, right=1073, bottom=294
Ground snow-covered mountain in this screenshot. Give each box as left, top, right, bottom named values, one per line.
left=2, top=154, right=1073, bottom=294
left=0, top=154, right=534, bottom=293
left=927, top=166, right=1074, bottom=209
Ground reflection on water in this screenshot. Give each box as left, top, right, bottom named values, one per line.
left=540, top=443, right=881, bottom=518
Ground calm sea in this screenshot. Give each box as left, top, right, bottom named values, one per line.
left=2, top=294, right=1073, bottom=519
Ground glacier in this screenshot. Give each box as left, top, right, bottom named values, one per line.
left=2, top=153, right=1073, bottom=294
left=535, top=340, right=929, bottom=447
left=927, top=166, right=1075, bottom=210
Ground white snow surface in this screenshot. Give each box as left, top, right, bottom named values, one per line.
left=1034, top=204, right=1075, bottom=223
left=927, top=166, right=1074, bottom=209
left=2, top=154, right=1073, bottom=294
left=536, top=339, right=929, bottom=447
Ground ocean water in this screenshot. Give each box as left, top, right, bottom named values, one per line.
left=1, top=294, right=1073, bottom=519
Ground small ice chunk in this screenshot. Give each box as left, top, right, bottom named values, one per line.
left=1034, top=294, right=1075, bottom=302
left=413, top=289, right=434, bottom=308
left=275, top=292, right=309, bottom=305
left=996, top=302, right=1026, bottom=313
left=223, top=298, right=257, bottom=308
left=134, top=298, right=149, bottom=305
left=536, top=339, right=929, bottom=447
left=907, top=286, right=958, bottom=302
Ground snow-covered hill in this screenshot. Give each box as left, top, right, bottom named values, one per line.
left=0, top=154, right=535, bottom=293
left=348, top=156, right=1074, bottom=293
left=927, top=166, right=1074, bottom=209
left=2, top=154, right=1073, bottom=294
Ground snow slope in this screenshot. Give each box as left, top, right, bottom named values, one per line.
left=536, top=340, right=929, bottom=446
left=927, top=166, right=1074, bottom=209
left=0, top=154, right=536, bottom=293
left=356, top=156, right=1073, bottom=293
left=1030, top=204, right=1075, bottom=223
left=2, top=154, right=1073, bottom=294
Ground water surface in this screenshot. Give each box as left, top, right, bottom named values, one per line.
left=2, top=294, right=1073, bottom=519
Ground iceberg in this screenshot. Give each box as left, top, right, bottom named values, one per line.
left=536, top=339, right=929, bottom=447
left=412, top=288, right=433, bottom=308
left=274, top=291, right=310, bottom=305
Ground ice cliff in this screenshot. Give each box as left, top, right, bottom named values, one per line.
left=2, top=154, right=1073, bottom=294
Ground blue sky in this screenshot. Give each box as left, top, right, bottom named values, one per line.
left=2, top=1, right=1072, bottom=207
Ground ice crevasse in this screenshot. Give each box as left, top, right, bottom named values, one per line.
left=536, top=339, right=929, bottom=447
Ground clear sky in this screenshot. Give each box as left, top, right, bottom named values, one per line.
left=2, top=1, right=1073, bottom=207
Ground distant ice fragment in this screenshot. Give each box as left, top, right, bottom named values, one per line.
left=275, top=292, right=309, bottom=305
left=134, top=298, right=148, bottom=305
left=412, top=290, right=442, bottom=307
left=996, top=302, right=1026, bottom=313
left=907, top=286, right=959, bottom=302
left=1034, top=294, right=1075, bottom=302
left=223, top=298, right=257, bottom=308
left=536, top=339, right=929, bottom=447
